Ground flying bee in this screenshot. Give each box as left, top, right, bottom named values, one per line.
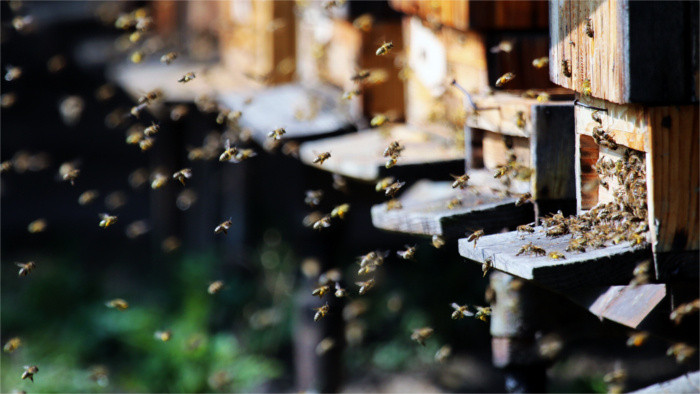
left=313, top=151, right=331, bottom=165
left=626, top=331, right=649, bottom=347
left=16, top=261, right=36, bottom=277
left=375, top=177, right=395, bottom=192
left=105, top=298, right=129, bottom=311
left=358, top=263, right=378, bottom=276
left=383, top=140, right=404, bottom=157
left=172, top=168, right=192, bottom=185
left=410, top=327, right=434, bottom=346
left=385, top=156, right=397, bottom=168
left=59, top=162, right=80, bottom=185
left=154, top=330, right=172, bottom=342
left=482, top=258, right=493, bottom=277
left=334, top=282, right=347, bottom=298
left=666, top=343, right=696, bottom=364
left=139, top=137, right=154, bottom=151
left=12, top=15, right=34, bottom=32
left=532, top=57, right=549, bottom=69
left=21, top=365, right=38, bottom=382
left=447, top=197, right=463, bottom=210
left=451, top=303, right=473, bottom=320
left=143, top=122, right=160, bottom=136
left=358, top=250, right=387, bottom=268
left=313, top=303, right=330, bottom=322
left=4, top=65, right=22, bottom=82
left=208, top=280, right=224, bottom=294
left=537, top=92, right=550, bottom=102
left=489, top=40, right=513, bottom=54
left=150, top=173, right=168, bottom=189
left=435, top=345, right=452, bottom=363
left=669, top=299, right=699, bottom=325
left=215, top=218, right=233, bottom=234
left=375, top=41, right=394, bottom=56
left=384, top=181, right=405, bottom=197
left=467, top=229, right=485, bottom=248
left=0, top=160, right=12, bottom=173
left=331, top=203, right=350, bottom=219
left=305, top=190, right=323, bottom=207
left=312, top=285, right=331, bottom=298
left=342, top=90, right=361, bottom=100
left=178, top=72, right=196, bottom=83
left=432, top=235, right=445, bottom=249
left=386, top=199, right=402, bottom=211
left=515, top=192, right=532, bottom=206
left=356, top=278, right=375, bottom=295
left=353, top=13, right=374, bottom=32
left=130, top=103, right=147, bottom=118
left=561, top=59, right=571, bottom=77
left=516, top=242, right=546, bottom=256
left=27, top=218, right=47, bottom=233
left=370, top=113, right=388, bottom=127
left=138, top=89, right=162, bottom=104
left=397, top=245, right=417, bottom=260
left=351, top=69, right=370, bottom=81
left=130, top=50, right=145, bottom=64
left=494, top=166, right=509, bottom=179
left=548, top=251, right=566, bottom=259
left=268, top=127, right=286, bottom=140
left=584, top=18, right=594, bottom=37
left=495, top=72, right=515, bottom=88
left=474, top=306, right=492, bottom=322
left=4, top=337, right=21, bottom=353
left=451, top=174, right=470, bottom=189
left=219, top=139, right=239, bottom=162
left=517, top=224, right=535, bottom=234
left=160, top=51, right=178, bottom=65
left=313, top=215, right=332, bottom=231
left=315, top=338, right=336, bottom=356
left=99, top=213, right=118, bottom=228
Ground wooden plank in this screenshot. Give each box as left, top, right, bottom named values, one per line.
left=370, top=175, right=533, bottom=238
left=481, top=131, right=530, bottom=170
left=458, top=228, right=652, bottom=292
left=297, top=124, right=465, bottom=182
left=549, top=0, right=698, bottom=104
left=575, top=134, right=599, bottom=212
left=586, top=284, right=667, bottom=329
left=632, top=371, right=700, bottom=394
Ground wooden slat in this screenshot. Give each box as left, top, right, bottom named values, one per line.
left=586, top=284, right=667, bottom=329
left=549, top=0, right=698, bottom=104
left=297, top=124, right=464, bottom=181
left=632, top=371, right=700, bottom=394
left=458, top=228, right=652, bottom=292
left=370, top=175, right=533, bottom=238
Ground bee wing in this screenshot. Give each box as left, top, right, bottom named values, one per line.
left=450, top=302, right=460, bottom=310
left=15, top=262, right=25, bottom=268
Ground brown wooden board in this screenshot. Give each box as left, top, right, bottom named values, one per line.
left=370, top=175, right=533, bottom=238
left=458, top=228, right=652, bottom=292
left=549, top=0, right=698, bottom=104
left=297, top=124, right=464, bottom=182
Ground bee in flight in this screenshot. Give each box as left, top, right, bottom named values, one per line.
left=160, top=51, right=178, bottom=65
left=334, top=282, right=347, bottom=298
left=99, top=213, right=117, bottom=228
left=16, top=261, right=36, bottom=277
left=208, top=280, right=224, bottom=294
left=154, top=330, right=172, bottom=342
left=268, top=127, right=286, bottom=140
left=384, top=181, right=405, bottom=197
left=383, top=140, right=404, bottom=157
left=432, top=235, right=445, bottom=249
left=138, top=90, right=162, bottom=105
left=313, top=215, right=332, bottom=231
left=312, top=285, right=331, bottom=298
left=27, top=218, right=47, bottom=233
left=370, top=113, right=388, bottom=127
left=313, top=152, right=331, bottom=165
left=178, top=72, right=196, bottom=83
left=410, top=327, right=434, bottom=346
left=313, top=303, right=329, bottom=322
left=467, top=229, right=485, bottom=247
left=515, top=192, right=532, bottom=206
left=451, top=174, right=469, bottom=189
left=219, top=139, right=239, bottom=162
left=375, top=41, right=394, bottom=56
left=495, top=72, right=515, bottom=88
left=531, top=57, right=549, bottom=69
left=105, top=298, right=129, bottom=311
left=21, top=365, right=39, bottom=382
left=59, top=162, right=80, bottom=185
left=215, top=218, right=233, bottom=234
left=435, top=345, right=452, bottom=363
left=4, top=337, right=21, bottom=353
left=305, top=190, right=323, bottom=207
left=331, top=203, right=350, bottom=219
left=350, top=69, right=370, bottom=81
left=375, top=176, right=395, bottom=192
left=172, top=168, right=192, bottom=185
left=356, top=278, right=375, bottom=295
left=489, top=40, right=513, bottom=54
left=144, top=122, right=160, bottom=136
left=626, top=331, right=649, bottom=348
left=474, top=306, right=492, bottom=322
left=451, top=303, right=473, bottom=320
left=397, top=245, right=417, bottom=260
left=151, top=173, right=168, bottom=189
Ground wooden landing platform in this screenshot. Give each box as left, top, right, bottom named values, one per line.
left=458, top=228, right=651, bottom=292
left=370, top=172, right=533, bottom=238
left=298, top=124, right=465, bottom=181
left=632, top=371, right=700, bottom=394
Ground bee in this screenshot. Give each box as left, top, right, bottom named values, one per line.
left=581, top=79, right=592, bottom=97
left=334, top=282, right=347, bottom=298
left=358, top=250, right=387, bottom=268
left=1, top=92, right=17, bottom=108
left=105, top=191, right=127, bottom=210
left=435, top=345, right=452, bottom=363
left=370, top=113, right=388, bottom=127
left=315, top=338, right=336, bottom=356
left=471, top=306, right=491, bottom=322
left=548, top=251, right=566, bottom=259
left=356, top=278, right=375, bottom=295
left=386, top=199, right=402, bottom=211
left=208, top=280, right=224, bottom=294
left=532, top=57, right=549, bottom=69
left=451, top=303, right=473, bottom=320
left=154, top=330, right=172, bottom=342
left=125, top=220, right=149, bottom=239
left=546, top=223, right=568, bottom=237
left=21, top=365, right=39, bottom=382
left=170, top=105, right=189, bottom=121
left=105, top=298, right=129, bottom=311
left=495, top=72, right=515, bottom=88
left=215, top=218, right=233, bottom=234
left=332, top=174, right=348, bottom=193
left=219, top=139, right=239, bottom=162
left=99, top=213, right=118, bottom=228
left=4, top=337, right=21, bottom=353
left=130, top=50, right=145, bottom=64
left=383, top=140, right=404, bottom=157
left=513, top=192, right=532, bottom=207
left=666, top=343, right=696, bottom=363
left=410, top=327, right=434, bottom=346
left=451, top=174, right=470, bottom=189
left=4, top=65, right=22, bottom=82
left=384, top=181, right=405, bottom=197
left=397, top=245, right=417, bottom=260
left=143, top=122, right=160, bottom=137
left=351, top=70, right=371, bottom=82
left=566, top=237, right=587, bottom=253
left=669, top=299, right=699, bottom=325
left=516, top=224, right=535, bottom=234
left=375, top=41, right=394, bottom=56
left=537, top=92, right=550, bottom=102
left=138, top=89, right=162, bottom=105
left=353, top=13, right=374, bottom=31
left=161, top=236, right=181, bottom=253
left=489, top=40, right=513, bottom=54
left=312, top=285, right=331, bottom=298
left=160, top=51, right=178, bottom=65
left=323, top=0, right=345, bottom=10
left=76, top=190, right=99, bottom=206
left=139, top=137, right=154, bottom=152
left=447, top=197, right=463, bottom=210
left=27, top=218, right=47, bottom=233
left=178, top=72, right=196, bottom=83
left=331, top=203, right=350, bottom=219
left=305, top=190, right=323, bottom=207
left=584, top=18, right=594, bottom=37
left=0, top=160, right=12, bottom=173
left=12, top=15, right=34, bottom=32
left=375, top=177, right=395, bottom=192
left=515, top=111, right=526, bottom=129
left=59, top=162, right=80, bottom=185
left=385, top=156, right=398, bottom=169
left=313, top=303, right=330, bottom=322
left=172, top=168, right=192, bottom=185
left=282, top=141, right=301, bottom=158
left=591, top=110, right=603, bottom=124
left=313, top=151, right=331, bottom=165
left=516, top=242, right=546, bottom=256
left=15, top=261, right=36, bottom=277
left=494, top=166, right=509, bottom=179
left=313, top=215, right=332, bottom=231
left=342, top=90, right=361, bottom=100
left=467, top=229, right=485, bottom=248
left=626, top=331, right=649, bottom=347
left=432, top=235, right=445, bottom=249
left=268, top=127, right=286, bottom=140
left=135, top=16, right=153, bottom=32
left=561, top=60, right=571, bottom=77
left=150, top=173, right=168, bottom=189
left=482, top=258, right=493, bottom=277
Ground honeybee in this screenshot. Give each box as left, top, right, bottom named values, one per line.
left=546, top=224, right=568, bottom=237
left=494, top=166, right=508, bottom=179
left=331, top=203, right=350, bottom=219
left=447, top=197, right=463, bottom=210
left=172, top=168, right=192, bottom=185
left=130, top=50, right=145, bottom=64
left=358, top=250, right=387, bottom=268
left=353, top=13, right=374, bottom=32
left=435, top=345, right=452, bottom=363
left=178, top=72, right=196, bottom=83
left=375, top=177, right=395, bottom=192
left=385, top=157, right=397, bottom=168
left=669, top=299, right=699, bottom=325
left=384, top=181, right=405, bottom=197
left=626, top=331, right=649, bottom=347
left=282, top=141, right=300, bottom=158
left=451, top=174, right=470, bottom=189
left=138, top=137, right=154, bottom=152
left=215, top=218, right=233, bottom=234
left=356, top=278, right=375, bottom=295
left=170, top=105, right=189, bottom=121
left=537, top=92, right=550, bottom=102
left=312, top=285, right=331, bottom=298
left=315, top=338, right=336, bottom=356
left=138, top=89, right=161, bottom=105
left=383, top=140, right=404, bottom=157
left=515, top=111, right=526, bottom=129
left=548, top=251, right=566, bottom=259
left=313, top=215, right=332, bottom=230
left=532, top=57, right=549, bottom=69
left=219, top=139, right=239, bottom=162
left=130, top=103, right=148, bottom=118
left=76, top=190, right=99, bottom=206
left=432, top=235, right=445, bottom=249
left=268, top=128, right=286, bottom=140
left=582, top=79, right=592, bottom=97
left=161, top=236, right=181, bottom=253
left=150, top=173, right=168, bottom=189
left=208, top=280, right=224, bottom=294
left=16, top=261, right=36, bottom=277
left=59, top=162, right=80, bottom=185
left=1, top=92, right=17, bottom=108
left=12, top=15, right=34, bottom=32
left=45, top=55, right=66, bottom=74
left=410, top=327, right=434, bottom=346
left=141, top=123, right=160, bottom=137
left=160, top=51, right=178, bottom=65
left=323, top=0, right=345, bottom=10
left=4, top=337, right=21, bottom=353
left=561, top=60, right=571, bottom=77
left=375, top=41, right=394, bottom=56
left=4, top=65, right=22, bottom=81
left=489, top=40, right=513, bottom=54
left=351, top=70, right=371, bottom=82
left=482, top=258, right=493, bottom=277
left=105, top=298, right=129, bottom=311
left=27, top=218, right=47, bottom=233
left=154, top=330, right=172, bottom=342
left=516, top=224, right=534, bottom=234
left=386, top=199, right=402, bottom=211
left=125, top=220, right=149, bottom=239
left=474, top=306, right=492, bottom=322
left=397, top=245, right=417, bottom=260
left=304, top=190, right=323, bottom=207
left=99, top=213, right=118, bottom=228
left=105, top=191, right=127, bottom=210
left=516, top=242, right=546, bottom=256
left=334, top=282, right=347, bottom=298
left=467, top=229, right=485, bottom=248
left=566, top=237, right=587, bottom=253
left=495, top=72, right=515, bottom=88
left=313, top=152, right=331, bottom=165
left=342, top=90, right=361, bottom=100
left=666, top=343, right=696, bottom=363
left=584, top=18, right=594, bottom=37
left=451, top=303, right=473, bottom=319
left=313, top=303, right=329, bottom=322
left=514, top=192, right=532, bottom=207
left=21, top=365, right=38, bottom=382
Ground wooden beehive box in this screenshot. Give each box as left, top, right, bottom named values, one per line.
left=218, top=0, right=296, bottom=85
left=549, top=0, right=699, bottom=104
left=574, top=95, right=699, bottom=278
